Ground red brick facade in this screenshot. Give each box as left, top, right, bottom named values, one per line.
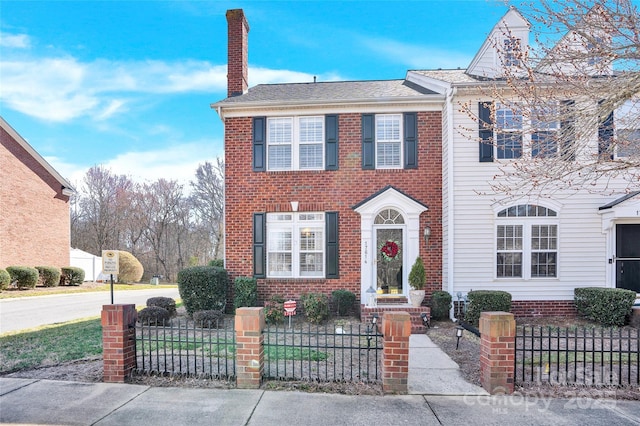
left=0, top=125, right=71, bottom=269
left=510, top=300, right=578, bottom=318
left=226, top=9, right=249, bottom=97
left=224, top=111, right=443, bottom=304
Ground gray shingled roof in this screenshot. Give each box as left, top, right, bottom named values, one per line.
left=214, top=79, right=439, bottom=106
left=410, top=69, right=480, bottom=84
left=599, top=191, right=640, bottom=210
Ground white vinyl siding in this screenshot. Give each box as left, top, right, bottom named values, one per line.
left=446, top=94, right=618, bottom=302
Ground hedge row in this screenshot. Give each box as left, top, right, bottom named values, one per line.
left=465, top=290, right=512, bottom=326
left=0, top=266, right=85, bottom=291
left=575, top=287, right=636, bottom=327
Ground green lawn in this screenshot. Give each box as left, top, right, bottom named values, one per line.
left=0, top=317, right=103, bottom=372
left=0, top=283, right=177, bottom=299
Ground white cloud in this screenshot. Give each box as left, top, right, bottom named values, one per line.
left=0, top=56, right=230, bottom=122
left=0, top=51, right=334, bottom=123
left=47, top=141, right=223, bottom=189
left=0, top=32, right=30, bottom=48
left=360, top=37, right=471, bottom=70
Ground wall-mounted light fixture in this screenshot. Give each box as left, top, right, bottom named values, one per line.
left=424, top=225, right=432, bottom=248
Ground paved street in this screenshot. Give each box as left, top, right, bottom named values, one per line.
left=0, top=287, right=180, bottom=334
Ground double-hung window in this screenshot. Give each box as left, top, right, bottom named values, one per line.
left=614, top=98, right=640, bottom=159
left=531, top=104, right=560, bottom=158
left=376, top=114, right=402, bottom=168
left=267, top=116, right=324, bottom=171
left=496, top=204, right=558, bottom=279
left=503, top=37, right=521, bottom=67
left=267, top=213, right=324, bottom=278
left=494, top=103, right=562, bottom=159
left=496, top=105, right=523, bottom=159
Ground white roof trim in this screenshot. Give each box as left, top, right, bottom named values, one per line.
left=1, top=116, right=75, bottom=194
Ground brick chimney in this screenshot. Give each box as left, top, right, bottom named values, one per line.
left=226, top=9, right=249, bottom=97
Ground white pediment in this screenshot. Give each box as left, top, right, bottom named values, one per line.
left=466, top=7, right=530, bottom=79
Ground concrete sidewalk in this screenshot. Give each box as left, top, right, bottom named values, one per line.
left=2, top=334, right=639, bottom=425
left=408, top=334, right=488, bottom=396
left=2, top=377, right=639, bottom=425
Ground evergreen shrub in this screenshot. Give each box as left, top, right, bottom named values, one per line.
left=177, top=266, right=228, bottom=315
left=208, top=259, right=224, bottom=268
left=234, top=276, right=257, bottom=310
left=465, top=290, right=512, bottom=326
left=146, top=297, right=177, bottom=317
left=430, top=291, right=452, bottom=320
left=193, top=310, right=225, bottom=328
left=265, top=294, right=285, bottom=324
left=35, top=266, right=61, bottom=287
left=331, top=289, right=356, bottom=316
left=301, top=292, right=329, bottom=324
left=138, top=306, right=170, bottom=326
left=6, top=266, right=38, bottom=290
left=574, top=287, right=636, bottom=327
left=60, top=267, right=85, bottom=286
left=0, top=268, right=10, bottom=291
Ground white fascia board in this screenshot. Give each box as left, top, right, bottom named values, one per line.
left=405, top=71, right=451, bottom=95
left=215, top=96, right=446, bottom=119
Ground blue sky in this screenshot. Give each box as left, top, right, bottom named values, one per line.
left=2, top=0, right=518, bottom=187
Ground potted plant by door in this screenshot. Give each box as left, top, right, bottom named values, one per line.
left=408, top=256, right=426, bottom=307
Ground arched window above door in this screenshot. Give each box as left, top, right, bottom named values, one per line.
left=375, top=208, right=405, bottom=224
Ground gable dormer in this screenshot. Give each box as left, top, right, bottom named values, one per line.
left=536, top=5, right=612, bottom=77
left=466, top=7, right=530, bottom=79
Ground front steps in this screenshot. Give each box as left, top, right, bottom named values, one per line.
left=361, top=303, right=431, bottom=334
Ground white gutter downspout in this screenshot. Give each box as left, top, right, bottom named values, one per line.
left=216, top=105, right=227, bottom=269
left=446, top=86, right=457, bottom=318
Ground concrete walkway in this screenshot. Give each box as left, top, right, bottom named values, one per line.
left=2, top=333, right=639, bottom=425
left=408, top=334, right=488, bottom=396
left=3, top=377, right=639, bottom=425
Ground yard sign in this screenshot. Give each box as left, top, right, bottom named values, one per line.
left=102, top=250, right=119, bottom=304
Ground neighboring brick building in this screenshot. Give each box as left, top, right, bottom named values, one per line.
left=213, top=10, right=443, bottom=311
left=0, top=117, right=74, bottom=269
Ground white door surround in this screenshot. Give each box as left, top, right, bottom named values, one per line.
left=353, top=186, right=428, bottom=303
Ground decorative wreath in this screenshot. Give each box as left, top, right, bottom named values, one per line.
left=380, top=240, right=400, bottom=261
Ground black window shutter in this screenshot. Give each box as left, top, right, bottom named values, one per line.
left=598, top=101, right=614, bottom=160
left=403, top=112, right=417, bottom=169
left=253, top=117, right=266, bottom=172
left=478, top=102, right=494, bottom=162
left=325, top=212, right=339, bottom=278
left=361, top=114, right=375, bottom=169
left=560, top=100, right=575, bottom=161
left=325, top=115, right=339, bottom=170
left=253, top=213, right=266, bottom=278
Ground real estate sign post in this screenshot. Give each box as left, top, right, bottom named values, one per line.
left=102, top=250, right=119, bottom=304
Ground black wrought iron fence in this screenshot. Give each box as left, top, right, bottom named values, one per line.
left=263, top=322, right=382, bottom=383
left=515, top=325, right=639, bottom=387
left=135, top=319, right=235, bottom=380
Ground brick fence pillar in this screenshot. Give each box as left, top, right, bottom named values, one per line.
left=235, top=307, right=265, bottom=389
left=101, top=304, right=137, bottom=383
left=381, top=311, right=411, bottom=394
left=479, top=311, right=516, bottom=394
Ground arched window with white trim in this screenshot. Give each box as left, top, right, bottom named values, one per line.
left=496, top=204, right=558, bottom=279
